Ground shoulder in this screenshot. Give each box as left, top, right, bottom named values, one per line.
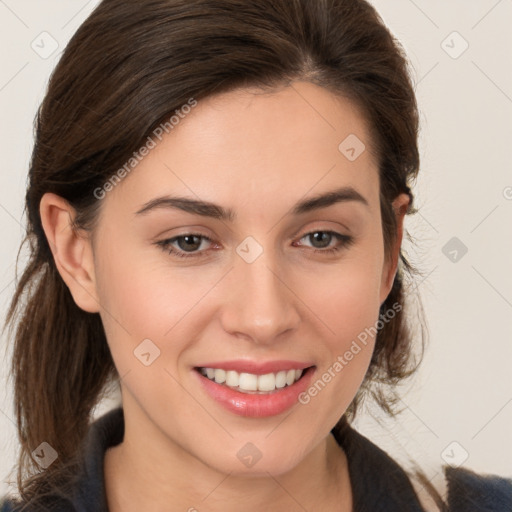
left=445, top=466, right=512, bottom=512
left=0, top=407, right=124, bottom=512
left=0, top=496, right=19, bottom=512
left=332, top=420, right=512, bottom=511
left=0, top=494, right=75, bottom=512
left=331, top=421, right=427, bottom=510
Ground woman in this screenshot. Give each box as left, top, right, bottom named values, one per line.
left=1, top=0, right=511, bottom=510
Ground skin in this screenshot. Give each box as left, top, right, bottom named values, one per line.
left=40, top=81, right=409, bottom=512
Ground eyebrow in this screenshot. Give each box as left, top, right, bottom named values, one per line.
left=134, top=186, right=369, bottom=221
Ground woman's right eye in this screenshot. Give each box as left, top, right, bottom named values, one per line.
left=156, top=234, right=215, bottom=259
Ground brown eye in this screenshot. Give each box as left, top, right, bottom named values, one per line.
left=294, top=230, right=354, bottom=255
left=307, top=231, right=334, bottom=249
left=175, top=235, right=203, bottom=252
left=156, top=234, right=214, bottom=259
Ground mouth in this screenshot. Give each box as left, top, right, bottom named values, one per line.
left=194, top=366, right=311, bottom=394
left=193, top=365, right=317, bottom=417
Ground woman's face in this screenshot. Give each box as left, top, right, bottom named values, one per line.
left=86, top=81, right=407, bottom=475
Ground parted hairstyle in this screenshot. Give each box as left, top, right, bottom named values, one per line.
left=3, top=0, right=428, bottom=507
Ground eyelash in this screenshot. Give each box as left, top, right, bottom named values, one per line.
left=155, top=230, right=354, bottom=260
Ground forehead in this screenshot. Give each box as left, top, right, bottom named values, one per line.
left=103, top=81, right=379, bottom=217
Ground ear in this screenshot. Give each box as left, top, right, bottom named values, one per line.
left=379, top=192, right=410, bottom=306
left=39, top=192, right=100, bottom=313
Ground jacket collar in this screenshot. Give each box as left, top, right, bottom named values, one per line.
left=331, top=418, right=425, bottom=511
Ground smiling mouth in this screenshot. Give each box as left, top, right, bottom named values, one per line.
left=194, top=366, right=314, bottom=394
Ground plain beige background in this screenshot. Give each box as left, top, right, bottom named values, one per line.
left=1, top=0, right=511, bottom=500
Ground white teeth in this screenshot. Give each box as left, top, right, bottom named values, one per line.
left=275, top=370, right=287, bottom=388
left=225, top=370, right=239, bottom=387
left=258, top=373, right=276, bottom=392
left=200, top=367, right=306, bottom=393
left=239, top=373, right=258, bottom=391
left=214, top=368, right=226, bottom=384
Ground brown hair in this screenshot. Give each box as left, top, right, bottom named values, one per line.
left=3, top=0, right=428, bottom=507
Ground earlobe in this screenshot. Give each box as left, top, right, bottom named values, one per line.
left=380, top=193, right=410, bottom=306
left=39, top=192, right=100, bottom=313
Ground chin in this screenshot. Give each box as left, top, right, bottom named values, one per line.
left=193, top=436, right=312, bottom=477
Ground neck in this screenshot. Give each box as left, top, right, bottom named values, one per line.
left=104, top=406, right=352, bottom=512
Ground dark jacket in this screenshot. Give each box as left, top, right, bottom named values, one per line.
left=2, top=407, right=511, bottom=511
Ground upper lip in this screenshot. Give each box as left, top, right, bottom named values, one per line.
left=195, top=359, right=315, bottom=375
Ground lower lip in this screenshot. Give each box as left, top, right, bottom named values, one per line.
left=194, top=367, right=316, bottom=418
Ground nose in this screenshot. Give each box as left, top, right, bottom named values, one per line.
left=219, top=249, right=301, bottom=345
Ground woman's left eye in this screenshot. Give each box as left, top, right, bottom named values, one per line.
left=295, top=230, right=354, bottom=255
left=155, top=230, right=354, bottom=259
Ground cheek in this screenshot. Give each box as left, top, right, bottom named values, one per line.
left=96, top=256, right=169, bottom=338
left=95, top=228, right=184, bottom=334
left=94, top=247, right=199, bottom=414
left=305, top=257, right=383, bottom=342
left=295, top=255, right=383, bottom=412
left=300, top=280, right=379, bottom=428
left=94, top=239, right=221, bottom=366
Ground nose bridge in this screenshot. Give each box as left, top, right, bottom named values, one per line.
left=221, top=245, right=300, bottom=343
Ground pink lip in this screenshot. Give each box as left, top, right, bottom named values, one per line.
left=193, top=365, right=316, bottom=418
left=194, top=359, right=314, bottom=375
